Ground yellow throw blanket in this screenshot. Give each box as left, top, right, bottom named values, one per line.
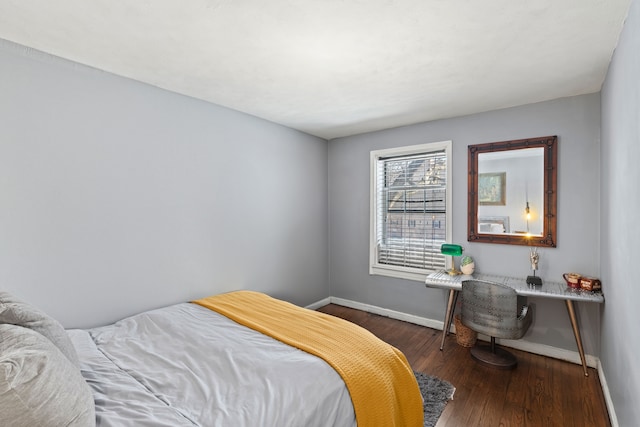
left=193, top=291, right=423, bottom=427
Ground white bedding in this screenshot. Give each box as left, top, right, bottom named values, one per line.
left=69, top=302, right=356, bottom=427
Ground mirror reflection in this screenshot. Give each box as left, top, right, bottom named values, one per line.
left=467, top=136, right=557, bottom=247
left=477, top=148, right=544, bottom=236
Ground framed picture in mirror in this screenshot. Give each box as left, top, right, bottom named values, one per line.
left=478, top=172, right=506, bottom=205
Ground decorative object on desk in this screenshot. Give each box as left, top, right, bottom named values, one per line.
left=563, top=272, right=582, bottom=289
left=440, top=244, right=463, bottom=275
left=579, top=276, right=602, bottom=292
left=526, top=247, right=542, bottom=286
left=460, top=256, right=475, bottom=275
left=453, top=314, right=477, bottom=347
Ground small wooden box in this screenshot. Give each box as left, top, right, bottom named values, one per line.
left=580, top=277, right=601, bottom=292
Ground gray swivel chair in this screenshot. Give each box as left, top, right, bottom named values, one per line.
left=461, top=279, right=533, bottom=369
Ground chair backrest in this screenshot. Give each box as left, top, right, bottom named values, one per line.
left=461, top=280, right=532, bottom=340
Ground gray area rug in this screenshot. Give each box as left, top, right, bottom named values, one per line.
left=414, top=371, right=456, bottom=427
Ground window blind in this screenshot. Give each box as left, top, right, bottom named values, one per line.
left=375, top=150, right=447, bottom=271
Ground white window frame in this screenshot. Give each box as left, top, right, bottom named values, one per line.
left=369, top=140, right=453, bottom=282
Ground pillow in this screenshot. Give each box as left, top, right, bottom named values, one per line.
left=490, top=223, right=505, bottom=233
left=0, top=291, right=79, bottom=367
left=0, top=324, right=96, bottom=427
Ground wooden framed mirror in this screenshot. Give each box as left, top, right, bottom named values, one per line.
left=468, top=135, right=557, bottom=247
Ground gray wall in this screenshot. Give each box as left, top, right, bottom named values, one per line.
left=601, top=0, right=640, bottom=424
left=0, top=40, right=329, bottom=329
left=329, top=94, right=602, bottom=355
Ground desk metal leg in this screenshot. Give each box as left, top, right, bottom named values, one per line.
left=440, top=289, right=459, bottom=351
left=565, top=300, right=589, bottom=377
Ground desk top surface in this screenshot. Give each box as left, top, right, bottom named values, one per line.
left=425, top=271, right=604, bottom=303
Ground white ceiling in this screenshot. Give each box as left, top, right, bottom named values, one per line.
left=0, top=0, right=631, bottom=139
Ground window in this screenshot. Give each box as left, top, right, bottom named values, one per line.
left=370, top=141, right=452, bottom=281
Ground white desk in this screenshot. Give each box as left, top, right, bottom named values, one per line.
left=425, top=271, right=604, bottom=376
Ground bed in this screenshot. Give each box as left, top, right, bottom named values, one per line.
left=478, top=215, right=510, bottom=233
left=0, top=290, right=423, bottom=427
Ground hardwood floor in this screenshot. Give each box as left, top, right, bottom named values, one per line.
left=317, top=304, right=611, bottom=427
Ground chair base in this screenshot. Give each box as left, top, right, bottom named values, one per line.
left=470, top=342, right=518, bottom=369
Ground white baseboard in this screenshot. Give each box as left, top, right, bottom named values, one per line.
left=309, top=295, right=617, bottom=426
left=597, top=359, right=618, bottom=427
left=329, top=297, right=444, bottom=330
left=488, top=336, right=600, bottom=369
left=305, top=297, right=331, bottom=311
